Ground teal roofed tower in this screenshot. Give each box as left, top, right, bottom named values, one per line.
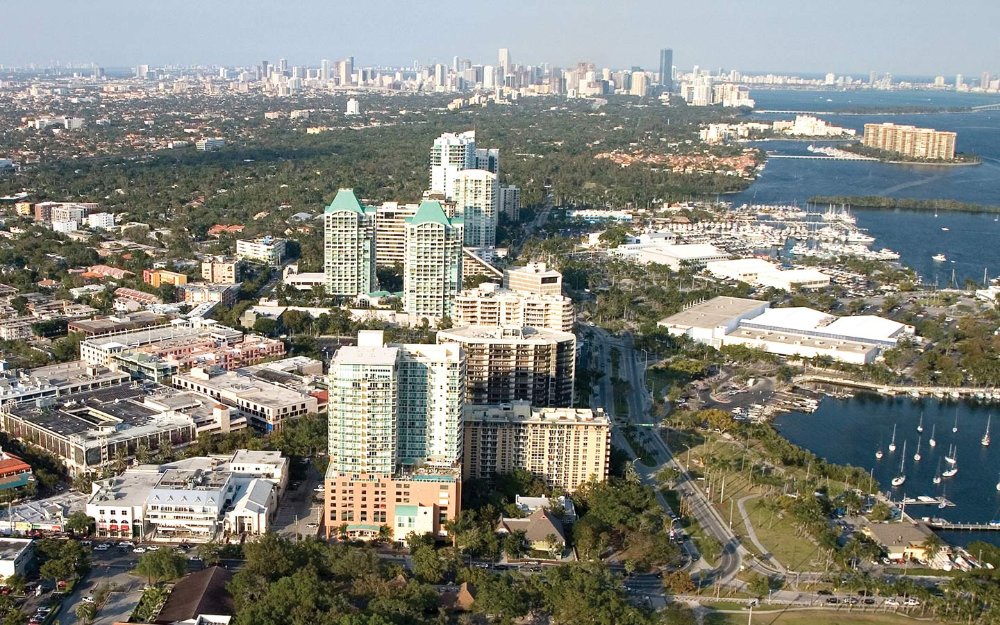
left=325, top=188, right=366, bottom=214
left=408, top=200, right=463, bottom=226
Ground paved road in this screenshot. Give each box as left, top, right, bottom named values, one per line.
left=274, top=462, right=323, bottom=539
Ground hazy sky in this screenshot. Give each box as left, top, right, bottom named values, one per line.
left=5, top=1, right=998, bottom=76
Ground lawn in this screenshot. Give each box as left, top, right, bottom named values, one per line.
left=742, top=497, right=825, bottom=571
left=705, top=609, right=943, bottom=625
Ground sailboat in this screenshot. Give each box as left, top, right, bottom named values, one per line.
left=929, top=424, right=937, bottom=448
left=945, top=444, right=957, bottom=465
left=917, top=413, right=924, bottom=433
left=875, top=447, right=883, bottom=460
left=933, top=460, right=942, bottom=485
left=983, top=414, right=992, bottom=447
left=996, top=472, right=1000, bottom=492
left=953, top=410, right=959, bottom=434
left=913, top=436, right=922, bottom=462
left=891, top=441, right=907, bottom=487
left=888, top=424, right=897, bottom=453
left=942, top=463, right=958, bottom=478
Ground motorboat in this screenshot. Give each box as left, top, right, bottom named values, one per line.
left=932, top=253, right=947, bottom=262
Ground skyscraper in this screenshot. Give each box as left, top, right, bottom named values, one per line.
left=498, top=48, right=511, bottom=76
left=658, top=48, right=673, bottom=92
left=323, top=189, right=376, bottom=297
left=320, top=59, right=332, bottom=82
left=452, top=169, right=498, bottom=247
left=403, top=200, right=463, bottom=319
left=325, top=330, right=464, bottom=540
left=429, top=131, right=477, bottom=199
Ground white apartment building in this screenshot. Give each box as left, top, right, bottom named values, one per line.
left=236, top=236, right=286, bottom=266
left=453, top=169, right=499, bottom=247
left=323, top=189, right=376, bottom=297
left=196, top=138, right=226, bottom=151
left=430, top=131, right=477, bottom=199
left=200, top=256, right=243, bottom=284
left=403, top=200, right=464, bottom=320
left=87, top=212, right=116, bottom=229
left=503, top=262, right=564, bottom=296
left=453, top=282, right=574, bottom=332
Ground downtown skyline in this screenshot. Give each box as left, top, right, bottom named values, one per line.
left=4, top=0, right=1000, bottom=77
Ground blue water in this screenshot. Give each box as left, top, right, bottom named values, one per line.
left=774, top=396, right=1000, bottom=547
left=732, top=89, right=1000, bottom=284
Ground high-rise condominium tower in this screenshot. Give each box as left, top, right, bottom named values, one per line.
left=325, top=330, right=465, bottom=541
left=403, top=201, right=463, bottom=319
left=323, top=188, right=376, bottom=297
left=452, top=169, right=498, bottom=247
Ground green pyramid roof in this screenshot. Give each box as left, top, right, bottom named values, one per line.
left=409, top=200, right=453, bottom=226
left=325, top=188, right=366, bottom=214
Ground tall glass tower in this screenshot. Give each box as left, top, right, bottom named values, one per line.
left=659, top=48, right=673, bottom=92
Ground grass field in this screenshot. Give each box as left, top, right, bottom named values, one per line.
left=742, top=497, right=824, bottom=571
left=705, top=609, right=942, bottom=625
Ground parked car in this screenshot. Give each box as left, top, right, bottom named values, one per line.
left=884, top=598, right=900, bottom=607
left=82, top=596, right=95, bottom=604
left=904, top=598, right=921, bottom=607
left=94, top=543, right=110, bottom=551
left=132, top=547, right=147, bottom=554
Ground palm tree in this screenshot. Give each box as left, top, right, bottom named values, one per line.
left=76, top=601, right=97, bottom=625
left=921, top=533, right=944, bottom=560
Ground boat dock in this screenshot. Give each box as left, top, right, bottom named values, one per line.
left=925, top=520, right=1000, bottom=531
left=898, top=496, right=955, bottom=507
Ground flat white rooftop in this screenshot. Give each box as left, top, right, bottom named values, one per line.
left=657, top=296, right=768, bottom=330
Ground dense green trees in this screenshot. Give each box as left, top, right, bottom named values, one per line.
left=135, top=549, right=187, bottom=585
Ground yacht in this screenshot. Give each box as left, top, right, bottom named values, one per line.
left=888, top=424, right=897, bottom=453
left=891, top=441, right=907, bottom=487
left=941, top=227, right=950, bottom=231
left=983, top=414, right=992, bottom=447
left=932, top=253, right=947, bottom=263
left=928, top=424, right=937, bottom=448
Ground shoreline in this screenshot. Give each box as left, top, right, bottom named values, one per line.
left=806, top=196, right=1000, bottom=214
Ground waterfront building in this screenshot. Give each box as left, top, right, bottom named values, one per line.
left=658, top=296, right=914, bottom=364
left=452, top=169, right=498, bottom=247
left=862, top=123, right=957, bottom=160
left=453, top=282, right=574, bottom=332
left=402, top=200, right=463, bottom=320
left=437, top=325, right=575, bottom=407
left=323, top=189, right=376, bottom=297
left=462, top=401, right=610, bottom=492
left=325, top=330, right=464, bottom=541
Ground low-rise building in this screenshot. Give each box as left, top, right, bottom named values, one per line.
left=200, top=256, right=244, bottom=284
left=178, top=283, right=240, bottom=307
left=87, top=450, right=288, bottom=541
left=0, top=360, right=130, bottom=406
left=705, top=259, right=831, bottom=291
left=142, top=269, right=189, bottom=289
left=503, top=262, right=563, bottom=296
left=0, top=539, right=34, bottom=578
left=462, top=402, right=610, bottom=492
left=862, top=521, right=939, bottom=562
left=68, top=312, right=166, bottom=337
left=80, top=318, right=244, bottom=367
left=172, top=365, right=320, bottom=432
left=496, top=508, right=566, bottom=556
left=236, top=236, right=286, bottom=267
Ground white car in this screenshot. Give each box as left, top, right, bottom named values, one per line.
left=93, top=543, right=110, bottom=551
left=883, top=598, right=900, bottom=607
left=132, top=547, right=147, bottom=554
left=904, top=598, right=921, bottom=607
left=82, top=596, right=95, bottom=604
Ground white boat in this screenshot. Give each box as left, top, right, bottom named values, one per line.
left=929, top=424, right=937, bottom=448
left=932, top=253, right=947, bottom=262
left=933, top=460, right=942, bottom=485
left=945, top=444, right=957, bottom=465
left=996, top=472, right=1000, bottom=491
left=942, top=466, right=958, bottom=478
left=917, top=413, right=924, bottom=433
left=983, top=414, right=992, bottom=447
left=875, top=448, right=883, bottom=460
left=891, top=441, right=907, bottom=487
left=913, top=436, right=922, bottom=462
left=941, top=227, right=950, bottom=231
left=953, top=411, right=959, bottom=433
left=888, top=424, right=897, bottom=453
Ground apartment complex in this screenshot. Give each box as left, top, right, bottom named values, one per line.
left=862, top=123, right=957, bottom=160
left=453, top=282, right=574, bottom=332
left=428, top=130, right=499, bottom=200
left=200, top=256, right=244, bottom=284
left=236, top=236, right=287, bottom=266
left=323, top=189, right=376, bottom=297
left=402, top=200, right=464, bottom=320
left=325, top=330, right=464, bottom=541
left=437, top=325, right=576, bottom=407
left=463, top=401, right=610, bottom=492
left=371, top=202, right=419, bottom=268
left=503, top=262, right=564, bottom=296
left=452, top=169, right=499, bottom=248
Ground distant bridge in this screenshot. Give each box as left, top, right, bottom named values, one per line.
left=766, top=154, right=874, bottom=161
left=971, top=103, right=1000, bottom=111
left=755, top=110, right=836, bottom=115
left=925, top=520, right=1000, bottom=531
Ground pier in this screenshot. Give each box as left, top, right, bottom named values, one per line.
left=794, top=374, right=998, bottom=401
left=925, top=520, right=1000, bottom=531
left=898, top=496, right=956, bottom=508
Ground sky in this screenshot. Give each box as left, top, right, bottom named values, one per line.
left=4, top=1, right=999, bottom=77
